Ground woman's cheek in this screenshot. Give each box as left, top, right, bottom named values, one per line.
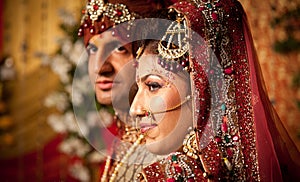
left=149, top=96, right=166, bottom=123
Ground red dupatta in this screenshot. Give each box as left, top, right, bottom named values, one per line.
left=150, top=0, right=300, bottom=181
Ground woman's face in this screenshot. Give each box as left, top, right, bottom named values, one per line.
left=130, top=50, right=192, bottom=155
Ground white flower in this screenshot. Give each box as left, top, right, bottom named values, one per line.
left=86, top=111, right=99, bottom=127
left=47, top=114, right=67, bottom=133
left=69, top=162, right=91, bottom=182
left=58, top=9, right=77, bottom=27
left=71, top=76, right=93, bottom=106
left=71, top=89, right=84, bottom=106
left=47, top=111, right=84, bottom=134
left=87, top=150, right=107, bottom=163
left=59, top=137, right=91, bottom=157
left=51, top=55, right=72, bottom=84
left=73, top=75, right=91, bottom=94
left=44, top=91, right=69, bottom=112
left=64, top=111, right=79, bottom=133
left=76, top=117, right=89, bottom=137
left=69, top=40, right=86, bottom=65
left=0, top=67, right=15, bottom=81
left=61, top=39, right=73, bottom=57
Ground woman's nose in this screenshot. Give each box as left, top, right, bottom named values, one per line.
left=129, top=106, right=146, bottom=118
left=129, top=91, right=146, bottom=118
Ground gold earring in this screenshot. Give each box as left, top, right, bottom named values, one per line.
left=183, top=128, right=200, bottom=159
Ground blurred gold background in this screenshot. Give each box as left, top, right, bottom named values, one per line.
left=1, top=0, right=85, bottom=159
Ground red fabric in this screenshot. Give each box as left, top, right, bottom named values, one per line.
left=244, top=12, right=300, bottom=181
left=171, top=0, right=300, bottom=181
left=0, top=134, right=79, bottom=182
left=243, top=13, right=282, bottom=182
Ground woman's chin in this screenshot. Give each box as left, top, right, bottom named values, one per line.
left=145, top=142, right=168, bottom=155
left=144, top=137, right=181, bottom=156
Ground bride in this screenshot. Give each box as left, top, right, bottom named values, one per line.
left=129, top=0, right=300, bottom=181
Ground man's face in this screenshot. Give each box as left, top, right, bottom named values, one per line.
left=87, top=31, right=133, bottom=106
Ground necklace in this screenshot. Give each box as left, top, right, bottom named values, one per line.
left=101, top=155, right=112, bottom=182
left=101, top=134, right=145, bottom=182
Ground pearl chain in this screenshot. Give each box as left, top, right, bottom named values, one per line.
left=101, top=134, right=145, bottom=182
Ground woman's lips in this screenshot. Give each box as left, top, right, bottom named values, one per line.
left=140, top=123, right=158, bottom=134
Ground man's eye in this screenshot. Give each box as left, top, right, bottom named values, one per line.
left=87, top=44, right=98, bottom=55
left=114, top=46, right=127, bottom=53
left=145, top=82, right=162, bottom=92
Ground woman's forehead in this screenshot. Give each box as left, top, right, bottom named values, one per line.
left=137, top=54, right=190, bottom=90
left=137, top=54, right=168, bottom=79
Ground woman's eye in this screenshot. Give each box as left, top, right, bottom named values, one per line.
left=87, top=44, right=98, bottom=55
left=145, top=82, right=162, bottom=92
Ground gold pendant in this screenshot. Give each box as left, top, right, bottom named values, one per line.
left=183, top=129, right=200, bottom=159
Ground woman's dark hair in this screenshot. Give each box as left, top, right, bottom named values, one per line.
left=131, top=8, right=177, bottom=58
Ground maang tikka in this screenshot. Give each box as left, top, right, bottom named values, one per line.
left=157, top=9, right=190, bottom=72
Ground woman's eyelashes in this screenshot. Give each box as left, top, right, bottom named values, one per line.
left=145, top=81, right=163, bottom=92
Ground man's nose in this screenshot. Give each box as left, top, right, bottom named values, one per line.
left=94, top=47, right=111, bottom=74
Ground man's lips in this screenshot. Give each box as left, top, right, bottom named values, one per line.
left=140, top=123, right=158, bottom=134
left=95, top=80, right=113, bottom=90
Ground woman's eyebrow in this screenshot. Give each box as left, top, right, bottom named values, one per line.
left=140, top=75, right=150, bottom=82
left=140, top=74, right=164, bottom=82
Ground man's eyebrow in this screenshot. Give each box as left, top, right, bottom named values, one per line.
left=87, top=42, right=96, bottom=48
left=90, top=37, right=122, bottom=47
left=106, top=40, right=123, bottom=49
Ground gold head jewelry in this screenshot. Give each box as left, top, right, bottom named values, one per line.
left=157, top=8, right=190, bottom=71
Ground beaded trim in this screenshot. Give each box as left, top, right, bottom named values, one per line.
left=173, top=0, right=260, bottom=181
left=193, top=0, right=247, bottom=180
left=165, top=152, right=196, bottom=181
left=78, top=0, right=138, bottom=36
left=139, top=152, right=210, bottom=181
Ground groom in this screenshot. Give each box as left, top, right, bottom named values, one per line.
left=78, top=0, right=173, bottom=180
